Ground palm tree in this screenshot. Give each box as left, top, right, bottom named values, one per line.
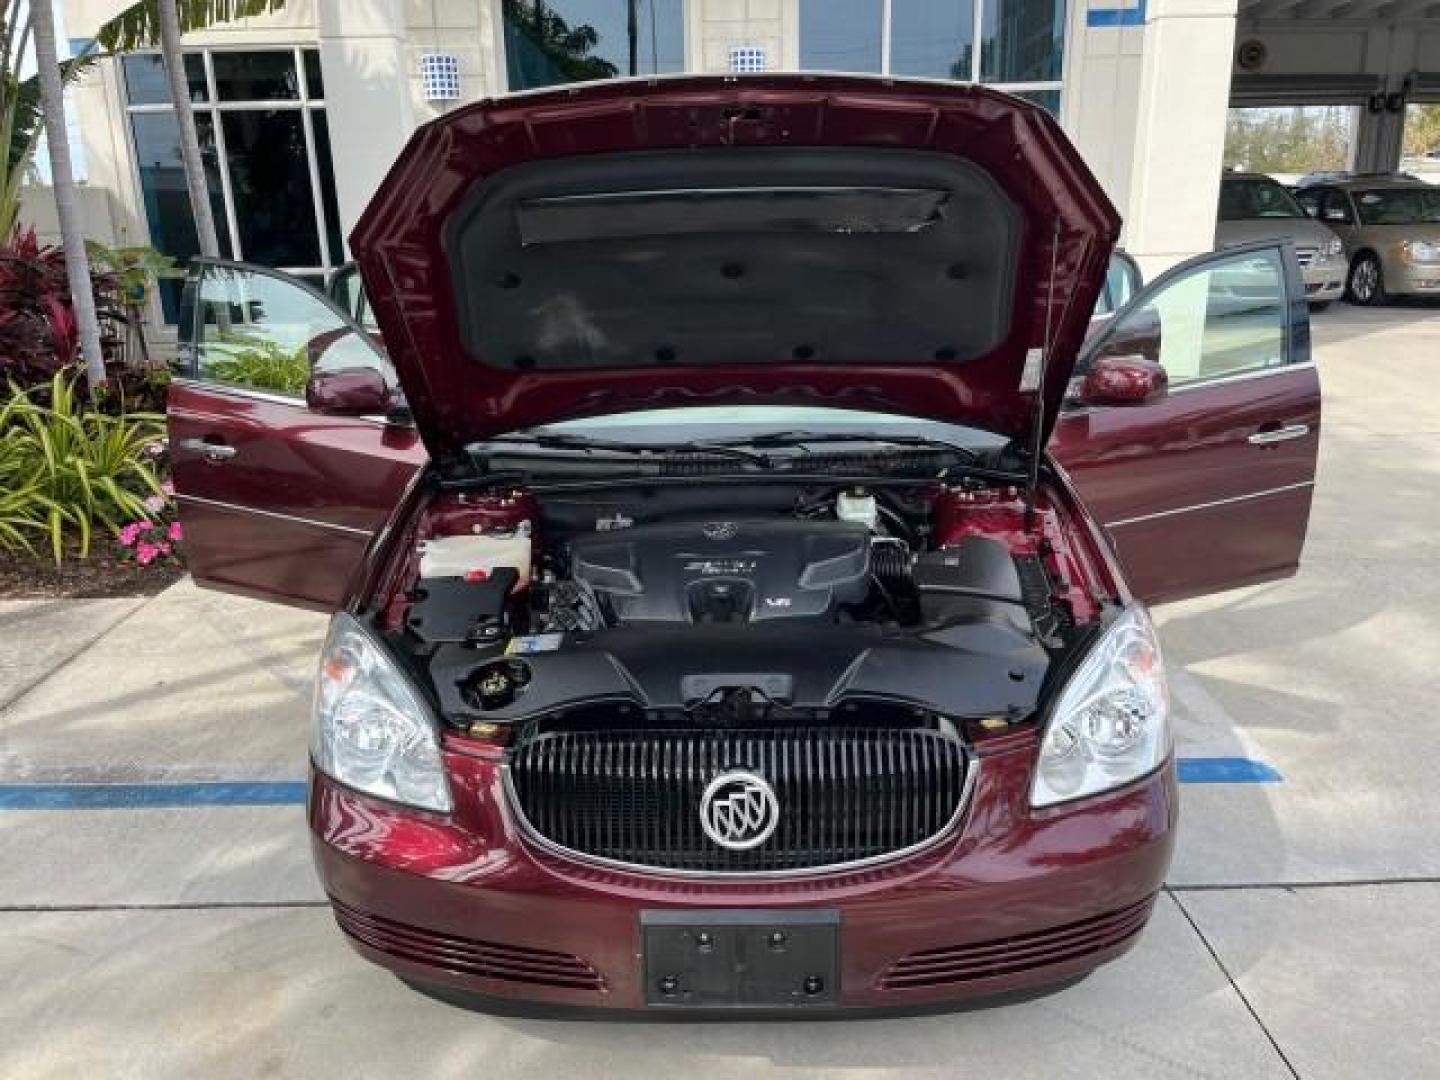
left=95, top=1, right=287, bottom=260
left=29, top=0, right=106, bottom=390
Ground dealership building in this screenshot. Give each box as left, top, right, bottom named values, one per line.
left=44, top=0, right=1440, bottom=326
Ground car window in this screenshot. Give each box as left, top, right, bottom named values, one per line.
left=1353, top=188, right=1440, bottom=226
left=189, top=264, right=395, bottom=397
left=1320, top=190, right=1353, bottom=225
left=329, top=264, right=379, bottom=330
left=1097, top=248, right=1288, bottom=389
left=1294, top=189, right=1322, bottom=219
left=1218, top=176, right=1305, bottom=220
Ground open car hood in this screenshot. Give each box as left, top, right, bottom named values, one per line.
left=351, top=76, right=1120, bottom=461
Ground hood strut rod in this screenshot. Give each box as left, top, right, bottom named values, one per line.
left=1025, top=220, right=1063, bottom=533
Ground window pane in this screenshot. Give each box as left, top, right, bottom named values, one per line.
left=1007, top=86, right=1060, bottom=115
left=504, top=0, right=685, bottom=92
left=129, top=111, right=231, bottom=321
left=891, top=0, right=976, bottom=81
left=981, top=0, right=1065, bottom=83
left=311, top=111, right=345, bottom=265
left=212, top=51, right=300, bottom=101
left=1107, top=249, right=1287, bottom=388
left=193, top=266, right=392, bottom=395
left=303, top=49, right=325, bottom=99
left=122, top=53, right=207, bottom=105
left=222, top=110, right=321, bottom=266
left=800, top=0, right=883, bottom=73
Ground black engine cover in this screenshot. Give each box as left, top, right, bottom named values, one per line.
left=568, top=519, right=871, bottom=625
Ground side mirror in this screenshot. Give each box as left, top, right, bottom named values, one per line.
left=305, top=367, right=392, bottom=416
left=1077, top=354, right=1168, bottom=407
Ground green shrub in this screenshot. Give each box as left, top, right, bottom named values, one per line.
left=0, top=369, right=167, bottom=563
left=206, top=339, right=309, bottom=394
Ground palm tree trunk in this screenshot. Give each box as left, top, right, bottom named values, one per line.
left=158, top=0, right=220, bottom=256
left=31, top=0, right=106, bottom=390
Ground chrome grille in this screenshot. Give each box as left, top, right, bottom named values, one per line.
left=1294, top=246, right=1318, bottom=268
left=507, top=726, right=970, bottom=874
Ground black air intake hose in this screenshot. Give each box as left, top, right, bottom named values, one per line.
left=870, top=539, right=914, bottom=596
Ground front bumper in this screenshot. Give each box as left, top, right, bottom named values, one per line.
left=1385, top=258, right=1440, bottom=296
left=1302, top=260, right=1345, bottom=301
left=310, top=738, right=1178, bottom=1013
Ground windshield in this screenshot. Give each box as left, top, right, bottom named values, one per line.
left=1354, top=188, right=1440, bottom=225
left=1218, top=176, right=1305, bottom=220
left=531, top=406, right=1004, bottom=448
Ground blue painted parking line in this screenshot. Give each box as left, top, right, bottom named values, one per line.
left=0, top=758, right=1280, bottom=809
left=0, top=781, right=308, bottom=810
left=1177, top=757, right=1283, bottom=783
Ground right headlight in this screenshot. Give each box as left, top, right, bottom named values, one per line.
left=311, top=612, right=452, bottom=813
left=1401, top=240, right=1440, bottom=264
left=1030, top=605, right=1171, bottom=808
left=1322, top=236, right=1343, bottom=258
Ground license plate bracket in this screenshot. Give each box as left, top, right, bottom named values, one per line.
left=641, top=909, right=840, bottom=1008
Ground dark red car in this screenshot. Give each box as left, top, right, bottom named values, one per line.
left=169, top=76, right=1319, bottom=1014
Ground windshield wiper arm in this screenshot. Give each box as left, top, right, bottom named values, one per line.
left=481, top=433, right=774, bottom=466
left=727, top=430, right=983, bottom=463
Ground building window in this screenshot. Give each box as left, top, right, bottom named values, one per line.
left=503, top=0, right=686, bottom=92
left=799, top=0, right=1065, bottom=112
left=121, top=48, right=341, bottom=322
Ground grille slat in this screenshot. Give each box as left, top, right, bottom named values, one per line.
left=510, top=726, right=969, bottom=874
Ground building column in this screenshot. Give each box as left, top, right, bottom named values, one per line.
left=317, top=0, right=414, bottom=248
left=1121, top=0, right=1238, bottom=278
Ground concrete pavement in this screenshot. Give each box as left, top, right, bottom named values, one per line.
left=2, top=303, right=1438, bottom=1077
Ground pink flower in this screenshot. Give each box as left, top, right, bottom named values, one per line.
left=156, top=543, right=172, bottom=557
left=167, top=522, right=183, bottom=542
left=118, top=524, right=141, bottom=547
left=136, top=542, right=157, bottom=566
left=138, top=520, right=152, bottom=531
left=162, top=480, right=175, bottom=496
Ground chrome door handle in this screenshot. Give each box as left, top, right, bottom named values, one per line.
left=1248, top=424, right=1310, bottom=446
left=180, top=437, right=237, bottom=462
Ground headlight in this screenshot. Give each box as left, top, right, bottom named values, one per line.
left=1031, top=605, right=1171, bottom=808
left=1322, top=237, right=1343, bottom=257
left=1402, top=240, right=1440, bottom=264
left=312, top=613, right=452, bottom=813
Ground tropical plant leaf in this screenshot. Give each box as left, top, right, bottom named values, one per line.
left=94, top=0, right=290, bottom=53
left=0, top=368, right=166, bottom=563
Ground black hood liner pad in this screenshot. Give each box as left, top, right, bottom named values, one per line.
left=445, top=148, right=1021, bottom=373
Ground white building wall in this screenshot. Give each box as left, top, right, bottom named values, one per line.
left=1125, top=0, right=1238, bottom=277
left=690, top=0, right=798, bottom=73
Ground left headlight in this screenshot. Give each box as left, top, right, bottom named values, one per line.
left=311, top=612, right=452, bottom=813
left=1030, top=605, right=1171, bottom=808
left=1322, top=237, right=1344, bottom=258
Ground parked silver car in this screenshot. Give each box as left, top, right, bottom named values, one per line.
left=1216, top=171, right=1346, bottom=308
left=1294, top=177, right=1440, bottom=305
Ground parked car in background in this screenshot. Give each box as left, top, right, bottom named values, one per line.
left=1294, top=176, right=1440, bottom=305
left=168, top=77, right=1319, bottom=1015
left=1216, top=171, right=1346, bottom=308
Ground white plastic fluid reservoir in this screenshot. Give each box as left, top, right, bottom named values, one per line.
left=836, top=490, right=878, bottom=531
left=419, top=525, right=532, bottom=583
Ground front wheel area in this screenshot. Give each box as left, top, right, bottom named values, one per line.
left=1346, top=253, right=1386, bottom=306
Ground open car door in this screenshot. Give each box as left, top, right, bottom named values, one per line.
left=169, top=259, right=426, bottom=611
left=1051, top=241, right=1320, bottom=604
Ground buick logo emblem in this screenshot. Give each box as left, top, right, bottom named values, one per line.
left=700, top=771, right=779, bottom=851
left=702, top=521, right=738, bottom=541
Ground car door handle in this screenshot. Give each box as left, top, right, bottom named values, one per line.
left=180, top=437, right=237, bottom=462
left=1247, top=424, right=1310, bottom=446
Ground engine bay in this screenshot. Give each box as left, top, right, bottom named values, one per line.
left=373, top=472, right=1115, bottom=739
